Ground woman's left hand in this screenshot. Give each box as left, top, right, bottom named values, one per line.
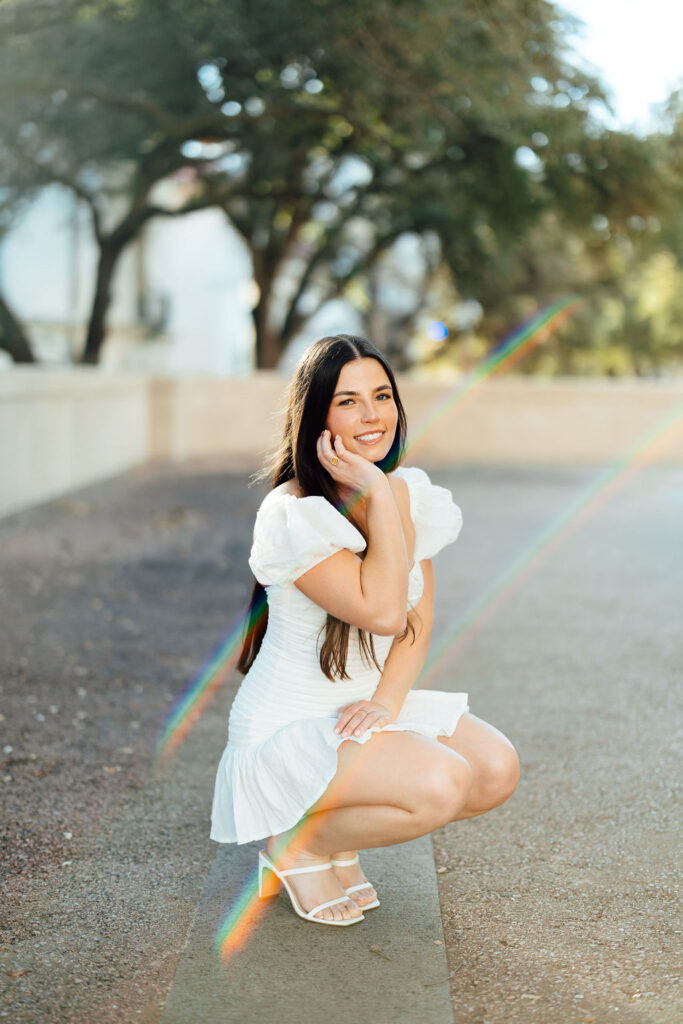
left=334, top=700, right=396, bottom=739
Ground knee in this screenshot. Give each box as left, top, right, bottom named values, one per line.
left=420, top=757, right=474, bottom=825
left=480, top=744, right=520, bottom=807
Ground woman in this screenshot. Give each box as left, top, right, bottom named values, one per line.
left=210, top=334, right=520, bottom=926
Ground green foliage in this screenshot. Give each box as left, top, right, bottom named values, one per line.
left=0, top=0, right=680, bottom=371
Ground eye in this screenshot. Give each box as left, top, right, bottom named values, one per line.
left=338, top=398, right=354, bottom=406
left=377, top=393, right=391, bottom=400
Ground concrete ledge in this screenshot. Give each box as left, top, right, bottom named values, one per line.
left=0, top=368, right=149, bottom=518
left=145, top=373, right=683, bottom=468
left=401, top=376, right=683, bottom=466
left=146, top=373, right=287, bottom=463
left=2, top=368, right=683, bottom=518
left=162, top=837, right=453, bottom=1024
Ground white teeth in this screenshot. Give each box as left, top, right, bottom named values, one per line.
left=355, top=432, right=383, bottom=441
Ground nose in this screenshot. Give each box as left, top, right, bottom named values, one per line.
left=360, top=400, right=380, bottom=422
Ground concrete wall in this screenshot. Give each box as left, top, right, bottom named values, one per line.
left=146, top=373, right=288, bottom=464
left=2, top=370, right=683, bottom=519
left=148, top=373, right=683, bottom=468
left=0, top=370, right=149, bottom=519
left=400, top=377, right=683, bottom=466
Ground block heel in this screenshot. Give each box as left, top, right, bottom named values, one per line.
left=258, top=853, right=281, bottom=898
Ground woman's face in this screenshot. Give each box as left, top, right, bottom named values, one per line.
left=325, top=357, right=398, bottom=462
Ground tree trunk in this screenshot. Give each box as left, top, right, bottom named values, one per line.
left=80, top=242, right=122, bottom=364
left=80, top=201, right=156, bottom=365
left=252, top=300, right=282, bottom=369
left=251, top=257, right=284, bottom=369
left=0, top=293, right=35, bottom=363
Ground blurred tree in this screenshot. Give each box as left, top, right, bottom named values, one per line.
left=0, top=0, right=677, bottom=371
left=505, top=105, right=683, bottom=376
left=0, top=288, right=35, bottom=363
left=0, top=145, right=43, bottom=362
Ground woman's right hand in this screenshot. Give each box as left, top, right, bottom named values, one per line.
left=316, top=430, right=386, bottom=494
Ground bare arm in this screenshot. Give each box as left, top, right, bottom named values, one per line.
left=294, top=430, right=409, bottom=635
left=372, top=558, right=434, bottom=714
left=334, top=559, right=434, bottom=738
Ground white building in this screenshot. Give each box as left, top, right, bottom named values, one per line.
left=0, top=182, right=440, bottom=375
left=0, top=183, right=257, bottom=374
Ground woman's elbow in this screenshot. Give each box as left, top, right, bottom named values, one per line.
left=373, top=609, right=408, bottom=636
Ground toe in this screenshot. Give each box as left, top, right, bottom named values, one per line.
left=352, top=885, right=376, bottom=906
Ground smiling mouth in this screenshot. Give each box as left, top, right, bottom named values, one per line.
left=354, top=431, right=385, bottom=445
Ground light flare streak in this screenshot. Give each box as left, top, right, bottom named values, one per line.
left=154, top=297, right=579, bottom=771
left=213, top=389, right=683, bottom=962
left=421, top=397, right=683, bottom=685
left=148, top=296, right=683, bottom=961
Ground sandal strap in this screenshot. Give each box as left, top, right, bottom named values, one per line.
left=279, top=861, right=333, bottom=877
left=330, top=855, right=360, bottom=867
left=345, top=881, right=373, bottom=894
left=306, top=895, right=351, bottom=918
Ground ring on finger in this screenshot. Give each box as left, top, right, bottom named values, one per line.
left=329, top=455, right=339, bottom=465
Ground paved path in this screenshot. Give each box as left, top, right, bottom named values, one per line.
left=1, top=459, right=681, bottom=1023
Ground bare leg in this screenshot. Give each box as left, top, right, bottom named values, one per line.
left=265, top=731, right=474, bottom=918
left=298, top=799, right=465, bottom=856
left=324, top=713, right=521, bottom=906
left=437, top=711, right=521, bottom=818
left=268, top=800, right=468, bottom=914
left=327, top=711, right=520, bottom=900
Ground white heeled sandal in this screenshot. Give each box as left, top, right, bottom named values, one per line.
left=257, top=850, right=365, bottom=926
left=330, top=854, right=380, bottom=910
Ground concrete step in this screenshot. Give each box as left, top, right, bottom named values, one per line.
left=162, top=837, right=453, bottom=1024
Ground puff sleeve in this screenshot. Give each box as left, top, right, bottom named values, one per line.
left=391, top=466, right=463, bottom=562
left=248, top=491, right=367, bottom=587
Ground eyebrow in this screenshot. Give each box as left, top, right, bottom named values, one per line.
left=333, top=385, right=392, bottom=397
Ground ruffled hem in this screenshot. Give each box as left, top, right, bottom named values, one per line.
left=209, top=689, right=470, bottom=845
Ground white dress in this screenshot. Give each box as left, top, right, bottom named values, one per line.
left=210, top=466, right=470, bottom=845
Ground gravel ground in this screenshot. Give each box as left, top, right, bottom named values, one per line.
left=0, top=459, right=266, bottom=1024
left=1, top=459, right=681, bottom=1024
left=428, top=463, right=682, bottom=1024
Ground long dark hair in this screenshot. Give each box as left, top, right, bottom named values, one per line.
left=237, top=333, right=415, bottom=681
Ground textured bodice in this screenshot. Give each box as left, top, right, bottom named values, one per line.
left=228, top=466, right=462, bottom=748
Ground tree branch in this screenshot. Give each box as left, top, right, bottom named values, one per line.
left=0, top=78, right=177, bottom=132
left=3, top=138, right=104, bottom=241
